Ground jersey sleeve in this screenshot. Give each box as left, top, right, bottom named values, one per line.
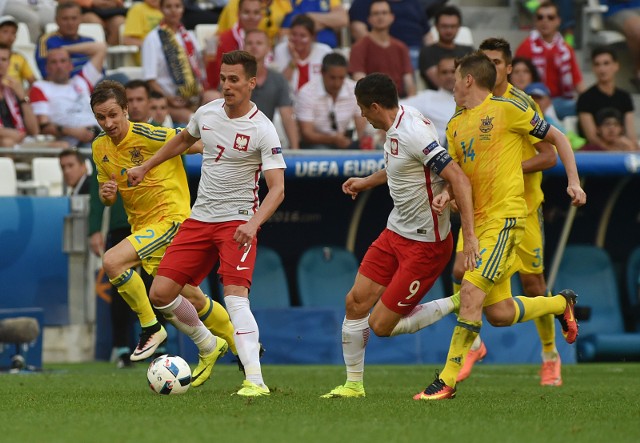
left=186, top=111, right=201, bottom=139
left=410, top=117, right=452, bottom=175
left=506, top=100, right=550, bottom=141
left=259, top=122, right=286, bottom=171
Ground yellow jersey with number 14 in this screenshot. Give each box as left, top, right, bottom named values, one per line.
left=92, top=122, right=191, bottom=232
left=446, top=93, right=550, bottom=226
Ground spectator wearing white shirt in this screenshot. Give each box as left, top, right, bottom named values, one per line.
left=295, top=52, right=368, bottom=149
left=29, top=45, right=105, bottom=147
left=272, top=14, right=332, bottom=95
left=400, top=56, right=456, bottom=145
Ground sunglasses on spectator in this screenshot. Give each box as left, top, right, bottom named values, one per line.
left=329, top=111, right=338, bottom=131
left=265, top=6, right=272, bottom=28
left=536, top=14, right=557, bottom=21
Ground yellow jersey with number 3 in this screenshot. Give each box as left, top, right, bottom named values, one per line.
left=92, top=122, right=191, bottom=232
left=446, top=93, right=550, bottom=226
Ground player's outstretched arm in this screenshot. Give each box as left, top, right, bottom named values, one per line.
left=543, top=125, right=587, bottom=207
left=342, top=169, right=387, bottom=200
left=523, top=140, right=557, bottom=173
left=439, top=161, right=479, bottom=271
left=127, top=130, right=199, bottom=186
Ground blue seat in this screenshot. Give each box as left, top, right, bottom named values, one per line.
left=297, top=246, right=359, bottom=307
left=554, top=245, right=640, bottom=361
left=220, top=246, right=290, bottom=308
left=625, top=247, right=640, bottom=331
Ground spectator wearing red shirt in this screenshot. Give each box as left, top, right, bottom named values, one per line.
left=208, top=0, right=263, bottom=89
left=349, top=0, right=415, bottom=98
left=515, top=1, right=584, bottom=119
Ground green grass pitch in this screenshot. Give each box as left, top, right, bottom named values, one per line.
left=1, top=362, right=639, bottom=443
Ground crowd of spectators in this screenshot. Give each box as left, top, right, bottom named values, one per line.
left=0, top=0, right=638, bottom=152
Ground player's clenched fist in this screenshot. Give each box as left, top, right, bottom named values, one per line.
left=126, top=165, right=147, bottom=186
left=99, top=174, right=118, bottom=204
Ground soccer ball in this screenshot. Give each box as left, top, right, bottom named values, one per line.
left=147, top=354, right=192, bottom=395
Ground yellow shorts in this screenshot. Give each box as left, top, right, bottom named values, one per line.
left=456, top=206, right=543, bottom=275
left=127, top=220, right=181, bottom=276
left=463, top=217, right=525, bottom=305
left=517, top=206, right=544, bottom=274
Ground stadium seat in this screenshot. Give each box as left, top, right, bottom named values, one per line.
left=626, top=247, right=640, bottom=331
left=0, top=158, right=18, bottom=196
left=15, top=22, right=33, bottom=49
left=45, top=23, right=105, bottom=42
left=223, top=246, right=290, bottom=308
left=297, top=246, right=359, bottom=307
left=429, top=25, right=474, bottom=46
left=554, top=245, right=640, bottom=361
left=31, top=157, right=63, bottom=196
left=580, top=0, right=625, bottom=63
left=194, top=24, right=218, bottom=53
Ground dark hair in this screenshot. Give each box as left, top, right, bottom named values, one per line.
left=321, top=52, right=347, bottom=72
left=90, top=80, right=128, bottom=111
left=0, top=20, right=17, bottom=30
left=479, top=37, right=513, bottom=65
left=0, top=42, right=11, bottom=52
left=290, top=14, right=315, bottom=35
left=160, top=0, right=184, bottom=7
left=150, top=90, right=167, bottom=100
left=595, top=107, right=623, bottom=126
left=591, top=45, right=618, bottom=62
left=456, top=51, right=497, bottom=91
left=125, top=79, right=151, bottom=96
left=435, top=5, right=462, bottom=25
left=369, top=0, right=391, bottom=14
left=536, top=1, right=559, bottom=16
left=58, top=148, right=84, bottom=163
left=56, top=1, right=81, bottom=17
left=221, top=50, right=257, bottom=78
left=510, top=57, right=541, bottom=83
left=354, top=73, right=398, bottom=109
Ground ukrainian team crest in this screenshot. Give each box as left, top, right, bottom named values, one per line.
left=479, top=116, right=494, bottom=133
left=129, top=147, right=143, bottom=165
left=233, top=133, right=250, bottom=151
left=390, top=138, right=399, bottom=155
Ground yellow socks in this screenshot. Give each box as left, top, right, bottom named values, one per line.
left=440, top=318, right=482, bottom=387
left=452, top=279, right=461, bottom=294
left=198, top=296, right=237, bottom=355
left=511, top=294, right=566, bottom=324
left=110, top=269, right=157, bottom=326
left=533, top=291, right=557, bottom=353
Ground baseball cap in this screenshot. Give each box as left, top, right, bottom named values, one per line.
left=0, top=16, right=18, bottom=28
left=524, top=82, right=551, bottom=97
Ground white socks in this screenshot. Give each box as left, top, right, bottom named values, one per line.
left=342, top=315, right=370, bottom=383
left=225, top=295, right=264, bottom=387
left=155, top=295, right=216, bottom=355
left=470, top=334, right=482, bottom=351
left=390, top=297, right=454, bottom=336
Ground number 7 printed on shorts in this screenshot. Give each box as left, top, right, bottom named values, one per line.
left=236, top=245, right=252, bottom=271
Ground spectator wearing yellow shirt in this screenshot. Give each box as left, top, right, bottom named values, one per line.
left=0, top=16, right=36, bottom=86
left=217, top=0, right=292, bottom=42
left=123, top=0, right=164, bottom=57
